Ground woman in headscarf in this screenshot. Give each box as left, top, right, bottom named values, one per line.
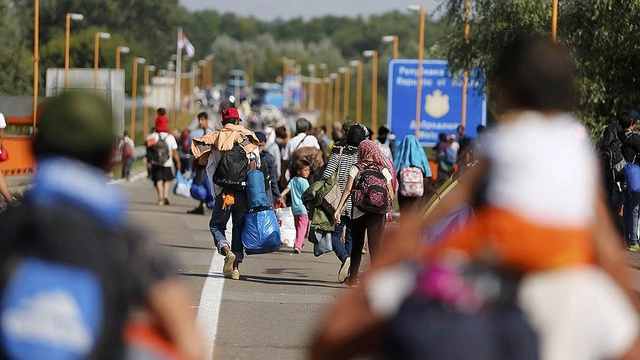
left=394, top=135, right=432, bottom=213
left=334, top=139, right=396, bottom=286
left=322, top=124, right=368, bottom=283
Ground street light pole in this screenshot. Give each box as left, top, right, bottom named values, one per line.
left=339, top=67, right=350, bottom=120
left=382, top=35, right=399, bottom=59
left=64, top=12, right=83, bottom=89
left=143, top=64, right=156, bottom=138
left=308, top=64, right=316, bottom=111
left=409, top=5, right=426, bottom=140
left=461, top=0, right=471, bottom=128
left=363, top=50, right=378, bottom=137
left=333, top=73, right=341, bottom=122
left=248, top=53, right=254, bottom=87
left=552, top=0, right=558, bottom=43
left=130, top=57, right=145, bottom=142
left=115, top=46, right=130, bottom=70
left=33, top=0, right=39, bottom=132
left=350, top=60, right=363, bottom=124
left=328, top=75, right=336, bottom=126
left=93, top=32, right=110, bottom=92
left=319, top=63, right=327, bottom=124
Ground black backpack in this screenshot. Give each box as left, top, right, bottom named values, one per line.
left=600, top=131, right=630, bottom=181
left=213, top=144, right=249, bottom=190
left=151, top=133, right=171, bottom=165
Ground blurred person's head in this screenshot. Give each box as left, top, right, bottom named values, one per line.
left=221, top=107, right=241, bottom=126
left=157, top=108, right=167, bottom=117
left=489, top=35, right=575, bottom=115
left=275, top=126, right=288, bottom=140
left=123, top=130, right=130, bottom=138
left=620, top=112, right=637, bottom=130
left=320, top=125, right=327, bottom=135
left=34, top=92, right=115, bottom=171
left=172, top=128, right=180, bottom=138
left=255, top=131, right=267, bottom=151
left=198, top=112, right=208, bottom=129
left=477, top=125, right=487, bottom=135
left=378, top=125, right=390, bottom=142
left=457, top=125, right=466, bottom=136
left=438, top=133, right=448, bottom=143
left=295, top=118, right=312, bottom=135
left=448, top=134, right=457, bottom=143
left=220, top=99, right=235, bottom=110
left=346, top=124, right=368, bottom=147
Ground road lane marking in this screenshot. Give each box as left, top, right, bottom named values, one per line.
left=196, top=251, right=224, bottom=359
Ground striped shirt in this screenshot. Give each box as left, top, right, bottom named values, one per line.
left=323, top=143, right=358, bottom=218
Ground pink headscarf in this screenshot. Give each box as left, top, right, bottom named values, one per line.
left=358, top=140, right=398, bottom=190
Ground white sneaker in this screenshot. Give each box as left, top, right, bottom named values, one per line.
left=223, top=252, right=236, bottom=278
left=231, top=269, right=240, bottom=280
left=338, top=258, right=351, bottom=283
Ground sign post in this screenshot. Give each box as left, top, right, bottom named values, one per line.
left=387, top=59, right=486, bottom=147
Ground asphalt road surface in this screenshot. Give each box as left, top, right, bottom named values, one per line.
left=123, top=173, right=349, bottom=359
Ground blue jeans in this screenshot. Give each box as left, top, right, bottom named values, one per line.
left=210, top=190, right=248, bottom=261
left=121, top=156, right=133, bottom=179
left=331, top=215, right=353, bottom=262
left=624, top=192, right=640, bottom=246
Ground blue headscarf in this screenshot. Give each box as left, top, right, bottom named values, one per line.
left=393, top=135, right=432, bottom=177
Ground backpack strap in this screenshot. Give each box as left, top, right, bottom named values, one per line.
left=295, top=134, right=310, bottom=151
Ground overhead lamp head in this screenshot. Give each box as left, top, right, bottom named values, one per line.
left=69, top=13, right=84, bottom=21
left=349, top=60, right=360, bottom=67
left=363, top=50, right=375, bottom=57
left=136, top=57, right=146, bottom=64
left=330, top=73, right=338, bottom=79
left=381, top=35, right=396, bottom=43
left=98, top=32, right=110, bottom=40
left=338, top=67, right=347, bottom=73
left=118, top=46, right=130, bottom=54
left=408, top=5, right=422, bottom=12
left=147, top=65, right=156, bottom=71
left=319, top=63, right=327, bottom=70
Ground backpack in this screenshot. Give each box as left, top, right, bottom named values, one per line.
left=290, top=135, right=325, bottom=176
left=351, top=163, right=393, bottom=214
left=600, top=132, right=629, bottom=181
left=213, top=143, right=249, bottom=190
left=151, top=133, right=171, bottom=165
left=122, top=139, right=134, bottom=158
left=399, top=166, right=424, bottom=197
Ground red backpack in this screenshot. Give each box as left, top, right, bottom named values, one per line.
left=351, top=163, right=393, bottom=214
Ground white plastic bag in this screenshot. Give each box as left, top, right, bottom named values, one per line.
left=275, top=207, right=296, bottom=248
left=173, top=172, right=192, bottom=198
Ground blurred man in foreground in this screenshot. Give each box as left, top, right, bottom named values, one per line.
left=0, top=92, right=203, bottom=359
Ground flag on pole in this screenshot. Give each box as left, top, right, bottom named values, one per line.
left=178, top=32, right=195, bottom=58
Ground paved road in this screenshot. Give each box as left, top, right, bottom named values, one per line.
left=123, top=174, right=348, bottom=359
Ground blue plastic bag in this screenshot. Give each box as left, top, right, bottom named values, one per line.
left=173, top=172, right=192, bottom=198
left=246, top=169, right=270, bottom=208
left=190, top=175, right=214, bottom=202
left=625, top=163, right=640, bottom=194
left=242, top=209, right=281, bottom=255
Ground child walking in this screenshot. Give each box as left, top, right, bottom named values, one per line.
left=280, top=159, right=311, bottom=254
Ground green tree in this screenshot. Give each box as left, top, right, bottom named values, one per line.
left=0, top=0, right=33, bottom=95
left=440, top=0, right=640, bottom=133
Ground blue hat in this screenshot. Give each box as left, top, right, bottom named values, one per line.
left=255, top=131, right=267, bottom=143
left=630, top=110, right=640, bottom=120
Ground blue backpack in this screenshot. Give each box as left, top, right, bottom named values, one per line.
left=242, top=170, right=281, bottom=254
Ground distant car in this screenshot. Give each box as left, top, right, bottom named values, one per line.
left=259, top=105, right=282, bottom=122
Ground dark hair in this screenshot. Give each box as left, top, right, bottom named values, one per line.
left=198, top=112, right=208, bottom=120
left=123, top=130, right=129, bottom=137
left=295, top=159, right=311, bottom=172
left=346, top=124, right=367, bottom=146
left=489, top=35, right=575, bottom=113
left=378, top=126, right=390, bottom=137
left=321, top=125, right=327, bottom=133
left=275, top=126, right=288, bottom=139
left=438, top=133, right=447, bottom=142
left=157, top=108, right=166, bottom=116
left=477, top=125, right=487, bottom=134
left=220, top=100, right=235, bottom=110
left=620, top=113, right=636, bottom=129
left=296, top=118, right=311, bottom=135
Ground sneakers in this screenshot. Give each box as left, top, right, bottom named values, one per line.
left=231, top=269, right=240, bottom=280
left=338, top=257, right=351, bottom=283
left=187, top=206, right=205, bottom=215
left=223, top=252, right=236, bottom=278
left=629, top=244, right=640, bottom=252
left=294, top=248, right=302, bottom=254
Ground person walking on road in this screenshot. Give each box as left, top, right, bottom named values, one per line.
left=334, top=140, right=396, bottom=286
left=118, top=130, right=135, bottom=180
left=394, top=134, right=432, bottom=213
left=146, top=112, right=181, bottom=206
left=280, top=159, right=311, bottom=254
left=0, top=92, right=203, bottom=360
left=619, top=113, right=640, bottom=251
left=187, top=112, right=215, bottom=215
left=255, top=131, right=281, bottom=206
left=322, top=124, right=368, bottom=282
left=281, top=118, right=321, bottom=186
left=192, top=105, right=260, bottom=280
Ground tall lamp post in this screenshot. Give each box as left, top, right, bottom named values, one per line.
left=143, top=64, right=156, bottom=137
left=461, top=0, right=471, bottom=128
left=93, top=32, right=111, bottom=92
left=339, top=67, right=350, bottom=120
left=130, top=57, right=146, bottom=142
left=363, top=50, right=378, bottom=136
left=64, top=12, right=83, bottom=89
left=409, top=5, right=425, bottom=139
left=319, top=63, right=327, bottom=124
left=308, top=64, right=316, bottom=111
left=552, top=0, right=559, bottom=43
left=381, top=35, right=399, bottom=59
left=333, top=72, right=341, bottom=122
left=115, top=46, right=130, bottom=70
left=248, top=53, right=254, bottom=87
left=328, top=74, right=336, bottom=126
left=350, top=60, right=363, bottom=124
left=33, top=0, right=40, bottom=132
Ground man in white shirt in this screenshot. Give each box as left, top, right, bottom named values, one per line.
left=146, top=119, right=181, bottom=206
left=118, top=131, right=136, bottom=180
left=281, top=118, right=320, bottom=183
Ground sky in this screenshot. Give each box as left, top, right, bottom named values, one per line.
left=181, top=0, right=441, bottom=21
